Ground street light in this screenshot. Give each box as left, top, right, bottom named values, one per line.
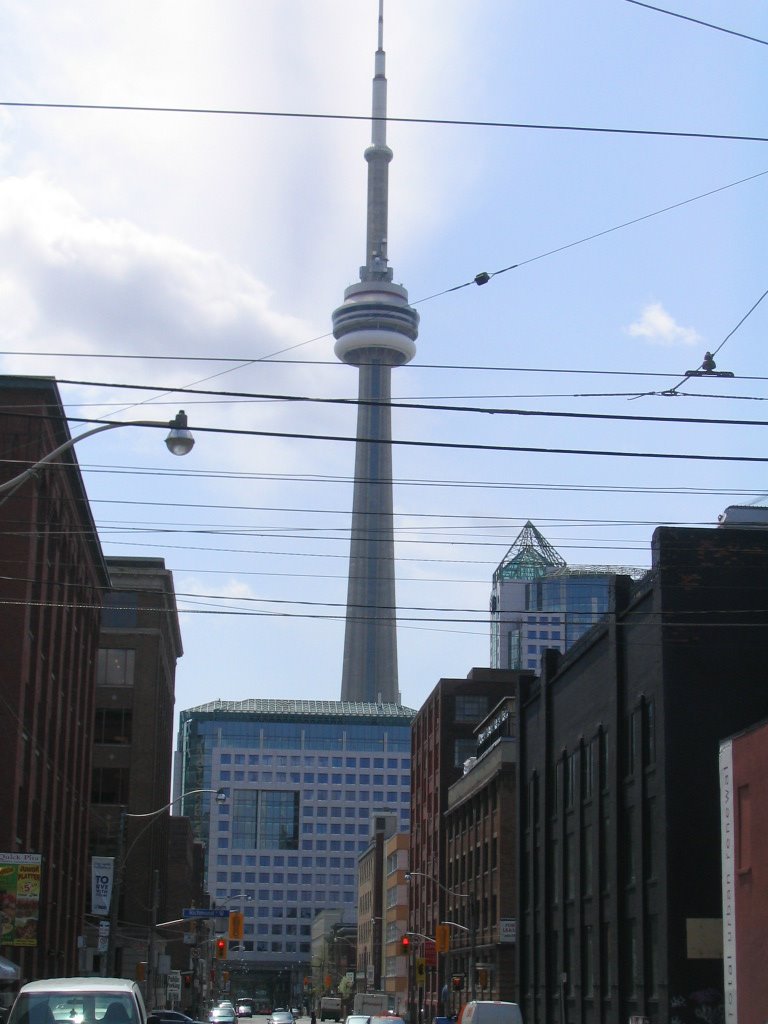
left=404, top=871, right=477, bottom=1003
left=0, top=410, right=195, bottom=501
left=107, top=788, right=226, bottom=980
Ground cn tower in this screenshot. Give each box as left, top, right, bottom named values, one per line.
left=333, top=0, right=419, bottom=704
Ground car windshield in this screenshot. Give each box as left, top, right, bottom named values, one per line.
left=10, top=995, right=137, bottom=1024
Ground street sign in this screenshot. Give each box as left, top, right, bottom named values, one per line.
left=183, top=907, right=229, bottom=919
left=499, top=918, right=517, bottom=944
left=167, top=972, right=181, bottom=1000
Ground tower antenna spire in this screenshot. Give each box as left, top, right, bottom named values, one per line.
left=363, top=0, right=393, bottom=281
left=332, top=1, right=419, bottom=705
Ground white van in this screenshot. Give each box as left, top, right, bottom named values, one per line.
left=8, top=978, right=148, bottom=1024
left=461, top=1002, right=523, bottom=1024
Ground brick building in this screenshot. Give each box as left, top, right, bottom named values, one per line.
left=444, top=696, right=519, bottom=1007
left=516, top=524, right=768, bottom=1024
left=719, top=717, right=768, bottom=1024
left=408, top=668, right=532, bottom=1018
left=0, top=376, right=109, bottom=980
left=88, top=556, right=184, bottom=988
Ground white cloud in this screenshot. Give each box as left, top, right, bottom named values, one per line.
left=626, top=302, right=701, bottom=347
left=0, top=174, right=310, bottom=358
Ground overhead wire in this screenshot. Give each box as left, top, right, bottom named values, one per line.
left=632, top=284, right=768, bottom=399
left=3, top=99, right=768, bottom=144
left=1, top=409, right=765, bottom=464
left=621, top=0, right=768, bottom=47
left=16, top=382, right=767, bottom=429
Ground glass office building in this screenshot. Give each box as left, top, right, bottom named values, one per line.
left=490, top=522, right=640, bottom=671
left=174, top=699, right=414, bottom=966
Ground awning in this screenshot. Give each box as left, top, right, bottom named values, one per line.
left=0, top=955, right=20, bottom=981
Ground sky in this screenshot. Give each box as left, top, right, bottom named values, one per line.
left=0, top=0, right=766, bottom=726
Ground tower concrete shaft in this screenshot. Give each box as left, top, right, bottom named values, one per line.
left=332, top=1, right=419, bottom=704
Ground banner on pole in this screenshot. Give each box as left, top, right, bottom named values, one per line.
left=91, top=857, right=115, bottom=916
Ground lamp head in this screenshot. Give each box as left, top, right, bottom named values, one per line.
left=165, top=410, right=195, bottom=456
left=215, top=788, right=227, bottom=804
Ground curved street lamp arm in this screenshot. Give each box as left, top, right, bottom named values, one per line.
left=0, top=411, right=192, bottom=498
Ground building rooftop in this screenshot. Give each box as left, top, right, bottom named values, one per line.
left=180, top=698, right=416, bottom=723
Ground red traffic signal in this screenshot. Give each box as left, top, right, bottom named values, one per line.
left=451, top=975, right=463, bottom=991
left=401, top=935, right=411, bottom=950
left=215, top=938, right=227, bottom=960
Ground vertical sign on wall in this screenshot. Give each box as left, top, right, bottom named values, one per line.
left=0, top=852, right=42, bottom=947
left=719, top=740, right=737, bottom=1024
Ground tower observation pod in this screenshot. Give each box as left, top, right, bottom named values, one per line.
left=332, top=0, right=419, bottom=705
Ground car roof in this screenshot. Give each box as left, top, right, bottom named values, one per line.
left=20, top=980, right=139, bottom=994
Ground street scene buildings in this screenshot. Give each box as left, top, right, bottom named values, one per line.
left=0, top=4, right=766, bottom=1024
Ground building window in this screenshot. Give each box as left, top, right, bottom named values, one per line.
left=455, top=695, right=489, bottom=723
left=454, top=737, right=476, bottom=769
left=582, top=742, right=594, bottom=801
left=642, top=699, right=656, bottom=767
left=101, top=591, right=138, bottom=628
left=232, top=790, right=300, bottom=850
left=94, top=708, right=132, bottom=745
left=92, top=766, right=129, bottom=804
left=96, top=648, right=135, bottom=687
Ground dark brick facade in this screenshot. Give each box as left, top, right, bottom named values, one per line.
left=89, top=557, right=184, bottom=982
left=516, top=525, right=768, bottom=1024
left=0, top=377, right=109, bottom=979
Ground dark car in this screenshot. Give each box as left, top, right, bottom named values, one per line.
left=235, top=1003, right=255, bottom=1020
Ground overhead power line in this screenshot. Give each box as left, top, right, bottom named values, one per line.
left=31, top=383, right=768, bottom=429
left=622, top=0, right=768, bottom=46
left=3, top=409, right=767, bottom=465
left=2, top=100, right=768, bottom=144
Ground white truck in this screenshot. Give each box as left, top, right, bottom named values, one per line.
left=319, top=996, right=342, bottom=1022
left=352, top=994, right=390, bottom=1016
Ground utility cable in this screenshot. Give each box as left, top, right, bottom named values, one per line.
left=634, top=284, right=768, bottom=399
left=2, top=410, right=767, bottom=464
left=2, top=100, right=767, bottom=144
left=22, top=382, right=768, bottom=429
left=622, top=0, right=768, bottom=46
left=415, top=168, right=768, bottom=303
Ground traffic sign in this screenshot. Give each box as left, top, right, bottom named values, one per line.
left=183, top=907, right=229, bottom=919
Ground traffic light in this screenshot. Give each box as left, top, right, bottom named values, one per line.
left=451, top=975, right=463, bottom=991
left=476, top=968, right=489, bottom=988
left=401, top=935, right=411, bottom=952
left=435, top=924, right=450, bottom=954
left=229, top=911, right=244, bottom=941
left=183, top=973, right=192, bottom=989
left=215, top=937, right=227, bottom=960
left=415, top=958, right=426, bottom=985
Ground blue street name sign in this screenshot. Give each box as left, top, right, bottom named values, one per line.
left=183, top=907, right=230, bottom=919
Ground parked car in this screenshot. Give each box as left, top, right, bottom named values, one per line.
left=8, top=979, right=147, bottom=1024
left=344, top=1015, right=371, bottom=1024
left=235, top=1002, right=255, bottom=1019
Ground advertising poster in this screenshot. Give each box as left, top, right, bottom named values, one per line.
left=0, top=852, right=42, bottom=947
left=91, top=857, right=114, bottom=916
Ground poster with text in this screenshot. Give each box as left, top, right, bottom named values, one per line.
left=0, top=853, right=42, bottom=946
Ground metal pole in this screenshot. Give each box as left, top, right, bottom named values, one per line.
left=468, top=898, right=476, bottom=1002
left=146, top=869, right=159, bottom=1009
left=107, top=808, right=127, bottom=976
